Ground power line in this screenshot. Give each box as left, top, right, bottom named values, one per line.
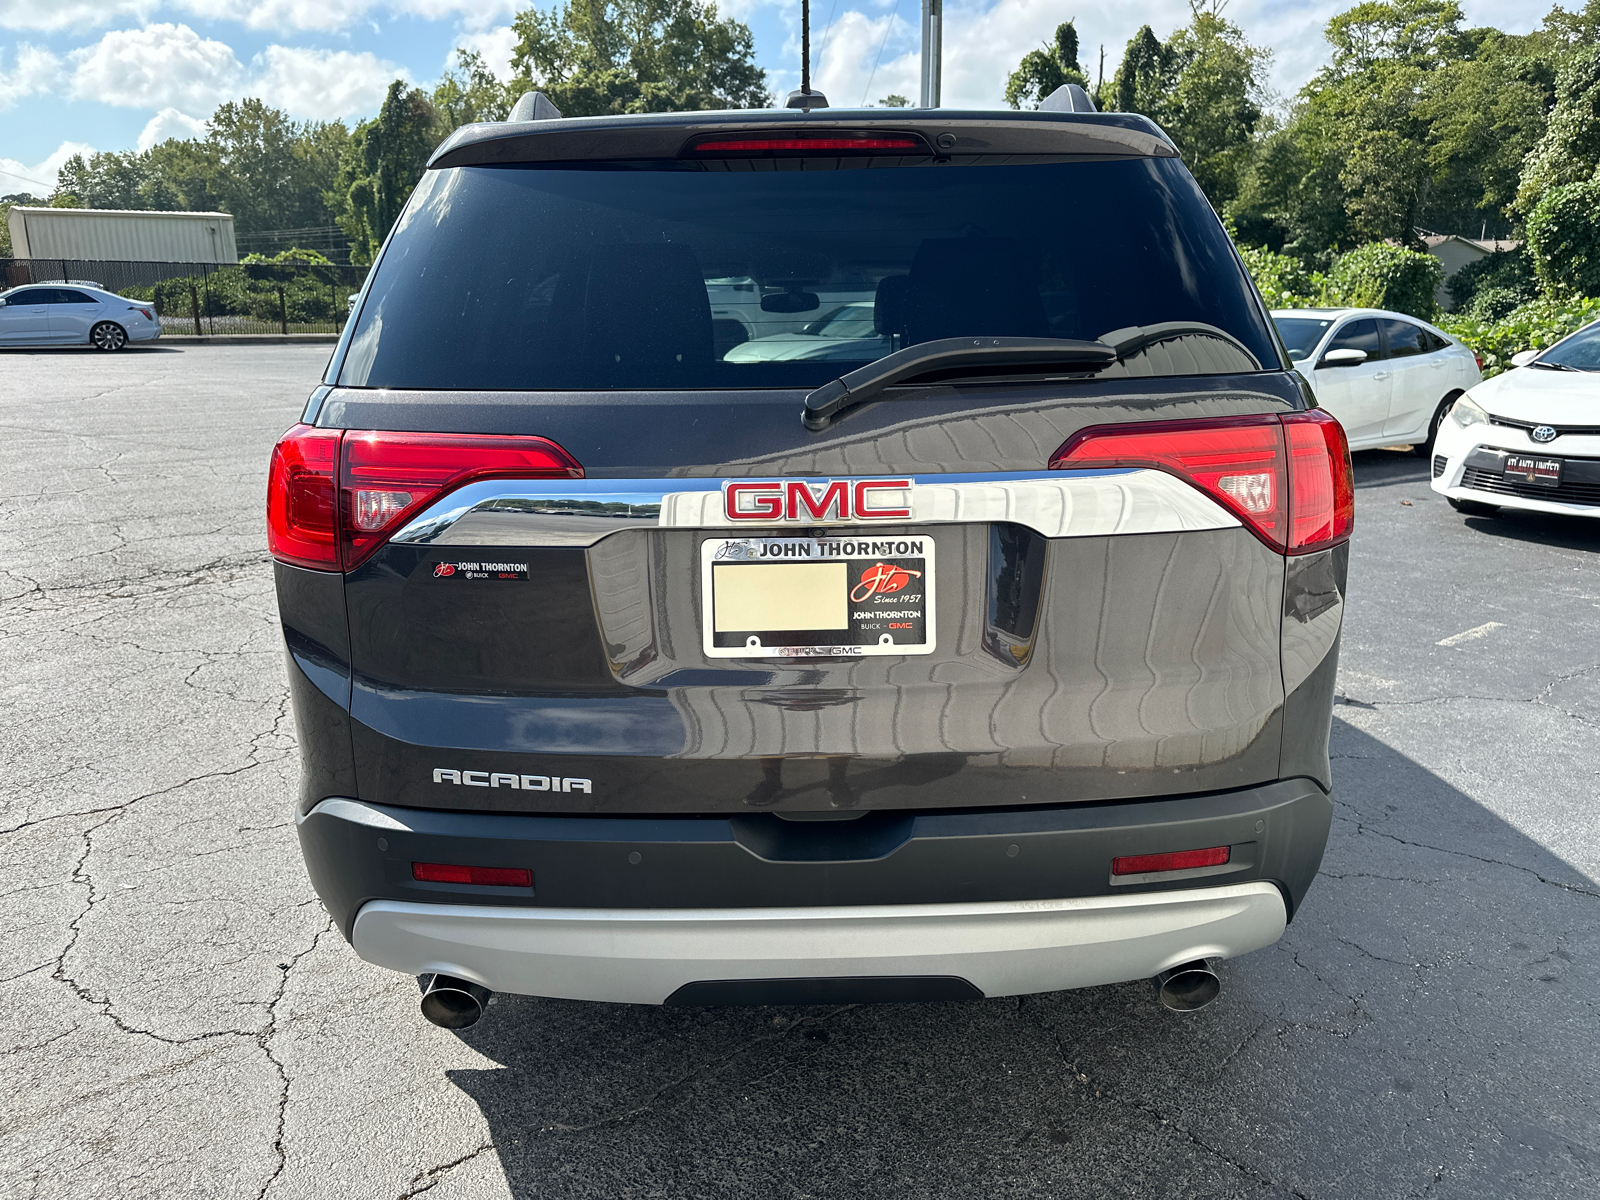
left=860, top=0, right=903, bottom=106
left=813, top=0, right=842, bottom=78
left=0, top=165, right=52, bottom=190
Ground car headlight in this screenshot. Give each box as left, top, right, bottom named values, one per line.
left=1448, top=395, right=1489, bottom=429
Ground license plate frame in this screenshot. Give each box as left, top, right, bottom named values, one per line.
left=1504, top=454, right=1562, bottom=487
left=700, top=536, right=936, bottom=659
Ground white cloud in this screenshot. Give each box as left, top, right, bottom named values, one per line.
left=0, top=0, right=152, bottom=34
left=0, top=141, right=97, bottom=197
left=163, top=0, right=516, bottom=34
left=453, top=23, right=520, bottom=80
left=137, top=107, right=209, bottom=151
left=251, top=45, right=407, bottom=120
left=812, top=11, right=918, bottom=107
left=0, top=43, right=62, bottom=110
left=69, top=23, right=243, bottom=113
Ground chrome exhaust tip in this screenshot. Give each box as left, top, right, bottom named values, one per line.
left=1152, top=960, right=1220, bottom=1012
left=420, top=974, right=492, bottom=1028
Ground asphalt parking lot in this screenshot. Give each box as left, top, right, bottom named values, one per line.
left=2, top=344, right=1597, bottom=1199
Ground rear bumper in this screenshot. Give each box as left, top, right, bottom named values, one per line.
left=352, top=882, right=1287, bottom=1003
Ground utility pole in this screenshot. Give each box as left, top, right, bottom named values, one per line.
left=919, top=0, right=942, bottom=107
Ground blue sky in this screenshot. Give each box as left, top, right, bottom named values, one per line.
left=0, top=0, right=1543, bottom=200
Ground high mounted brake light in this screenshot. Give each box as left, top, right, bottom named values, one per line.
left=686, top=132, right=927, bottom=155
left=267, top=427, right=584, bottom=572
left=1050, top=410, right=1352, bottom=555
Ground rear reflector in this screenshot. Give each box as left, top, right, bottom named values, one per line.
left=267, top=426, right=585, bottom=572
left=1050, top=410, right=1353, bottom=555
left=412, top=862, right=533, bottom=887
left=687, top=133, right=926, bottom=154
left=1112, top=846, right=1230, bottom=876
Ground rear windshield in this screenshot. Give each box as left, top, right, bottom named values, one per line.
left=339, top=156, right=1280, bottom=391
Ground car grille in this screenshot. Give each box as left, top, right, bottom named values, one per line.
left=1460, top=467, right=1600, bottom=507
left=1489, top=416, right=1600, bottom=439
left=1432, top=454, right=1447, bottom=479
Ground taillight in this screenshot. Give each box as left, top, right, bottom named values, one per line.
left=1050, top=410, right=1352, bottom=555
left=412, top=862, right=533, bottom=887
left=1473, top=351, right=1483, bottom=372
left=1282, top=409, right=1353, bottom=554
left=339, top=430, right=583, bottom=570
left=268, top=427, right=584, bottom=572
left=267, top=425, right=341, bottom=569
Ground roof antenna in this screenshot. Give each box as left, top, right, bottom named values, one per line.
left=785, top=0, right=830, bottom=108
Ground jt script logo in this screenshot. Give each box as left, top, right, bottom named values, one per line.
left=725, top=479, right=912, bottom=522
left=851, top=562, right=922, bottom=602
left=433, top=769, right=592, bottom=793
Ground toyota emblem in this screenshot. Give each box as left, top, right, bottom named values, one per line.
left=1531, top=425, right=1558, bottom=443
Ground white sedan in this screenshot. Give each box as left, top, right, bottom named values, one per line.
left=0, top=283, right=162, bottom=350
left=1431, top=320, right=1600, bottom=519
left=1273, top=308, right=1482, bottom=454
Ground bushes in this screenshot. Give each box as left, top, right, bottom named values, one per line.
left=1437, top=294, right=1600, bottom=377
left=1319, top=243, right=1442, bottom=318
left=141, top=250, right=359, bottom=328
left=1526, top=179, right=1600, bottom=298
left=1240, top=240, right=1440, bottom=316
left=1448, top=246, right=1538, bottom=314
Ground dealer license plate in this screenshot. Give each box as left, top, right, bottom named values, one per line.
left=1504, top=454, right=1561, bottom=487
left=701, top=536, right=936, bottom=658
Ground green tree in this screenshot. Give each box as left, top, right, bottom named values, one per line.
left=1321, top=241, right=1443, bottom=316
left=878, top=94, right=909, bottom=108
left=52, top=150, right=180, bottom=211
left=432, top=49, right=516, bottom=129
left=1004, top=21, right=1088, bottom=109
left=510, top=0, right=769, bottom=116
left=1516, top=45, right=1600, bottom=214
left=1113, top=25, right=1179, bottom=119
left=1525, top=178, right=1600, bottom=296
left=332, top=81, right=440, bottom=264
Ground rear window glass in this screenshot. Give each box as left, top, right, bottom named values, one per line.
left=340, top=157, right=1280, bottom=391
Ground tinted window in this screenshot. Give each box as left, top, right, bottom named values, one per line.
left=4, top=289, right=46, bottom=304
left=1325, top=319, right=1380, bottom=362
left=1422, top=329, right=1451, bottom=353
left=1381, top=319, right=1426, bottom=358
left=341, top=157, right=1279, bottom=390
left=1273, top=317, right=1333, bottom=362
left=1538, top=321, right=1600, bottom=371
left=57, top=290, right=97, bottom=304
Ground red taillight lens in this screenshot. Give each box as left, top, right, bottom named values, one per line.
left=339, top=430, right=584, bottom=570
left=1282, top=409, right=1353, bottom=554
left=1112, top=846, right=1230, bottom=876
left=1050, top=411, right=1353, bottom=555
left=1473, top=351, right=1483, bottom=372
left=412, top=862, right=532, bottom=887
left=1051, top=416, right=1289, bottom=548
left=267, top=424, right=342, bottom=570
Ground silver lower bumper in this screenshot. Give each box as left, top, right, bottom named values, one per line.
left=350, top=881, right=1287, bottom=1004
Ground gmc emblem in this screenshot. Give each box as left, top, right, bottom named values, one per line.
left=724, top=479, right=912, bottom=522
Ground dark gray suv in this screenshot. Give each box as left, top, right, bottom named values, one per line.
left=270, top=98, right=1352, bottom=1027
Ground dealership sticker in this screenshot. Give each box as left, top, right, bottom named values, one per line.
left=432, top=560, right=529, bottom=581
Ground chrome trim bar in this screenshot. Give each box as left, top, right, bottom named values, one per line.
left=389, top=469, right=1240, bottom=548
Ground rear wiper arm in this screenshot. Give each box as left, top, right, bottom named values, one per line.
left=802, top=336, right=1117, bottom=431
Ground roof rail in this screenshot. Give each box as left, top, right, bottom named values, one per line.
left=507, top=91, right=563, bottom=122
left=1039, top=84, right=1097, bottom=113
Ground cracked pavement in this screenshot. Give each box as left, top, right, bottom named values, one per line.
left=2, top=347, right=1597, bottom=1199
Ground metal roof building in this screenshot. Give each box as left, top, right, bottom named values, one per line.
left=6, top=207, right=238, bottom=263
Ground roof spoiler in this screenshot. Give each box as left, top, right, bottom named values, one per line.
left=508, top=91, right=563, bottom=122
left=1039, top=84, right=1097, bottom=113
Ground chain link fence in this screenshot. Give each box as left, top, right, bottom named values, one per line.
left=1, top=257, right=369, bottom=336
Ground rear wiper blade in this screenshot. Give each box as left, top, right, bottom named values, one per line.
left=802, top=336, right=1117, bottom=431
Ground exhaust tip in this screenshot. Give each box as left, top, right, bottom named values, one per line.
left=1152, top=960, right=1220, bottom=1012
left=421, top=974, right=492, bottom=1028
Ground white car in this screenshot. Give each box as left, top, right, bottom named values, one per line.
left=1431, top=320, right=1600, bottom=519
left=0, top=283, right=162, bottom=350
left=1273, top=308, right=1481, bottom=454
